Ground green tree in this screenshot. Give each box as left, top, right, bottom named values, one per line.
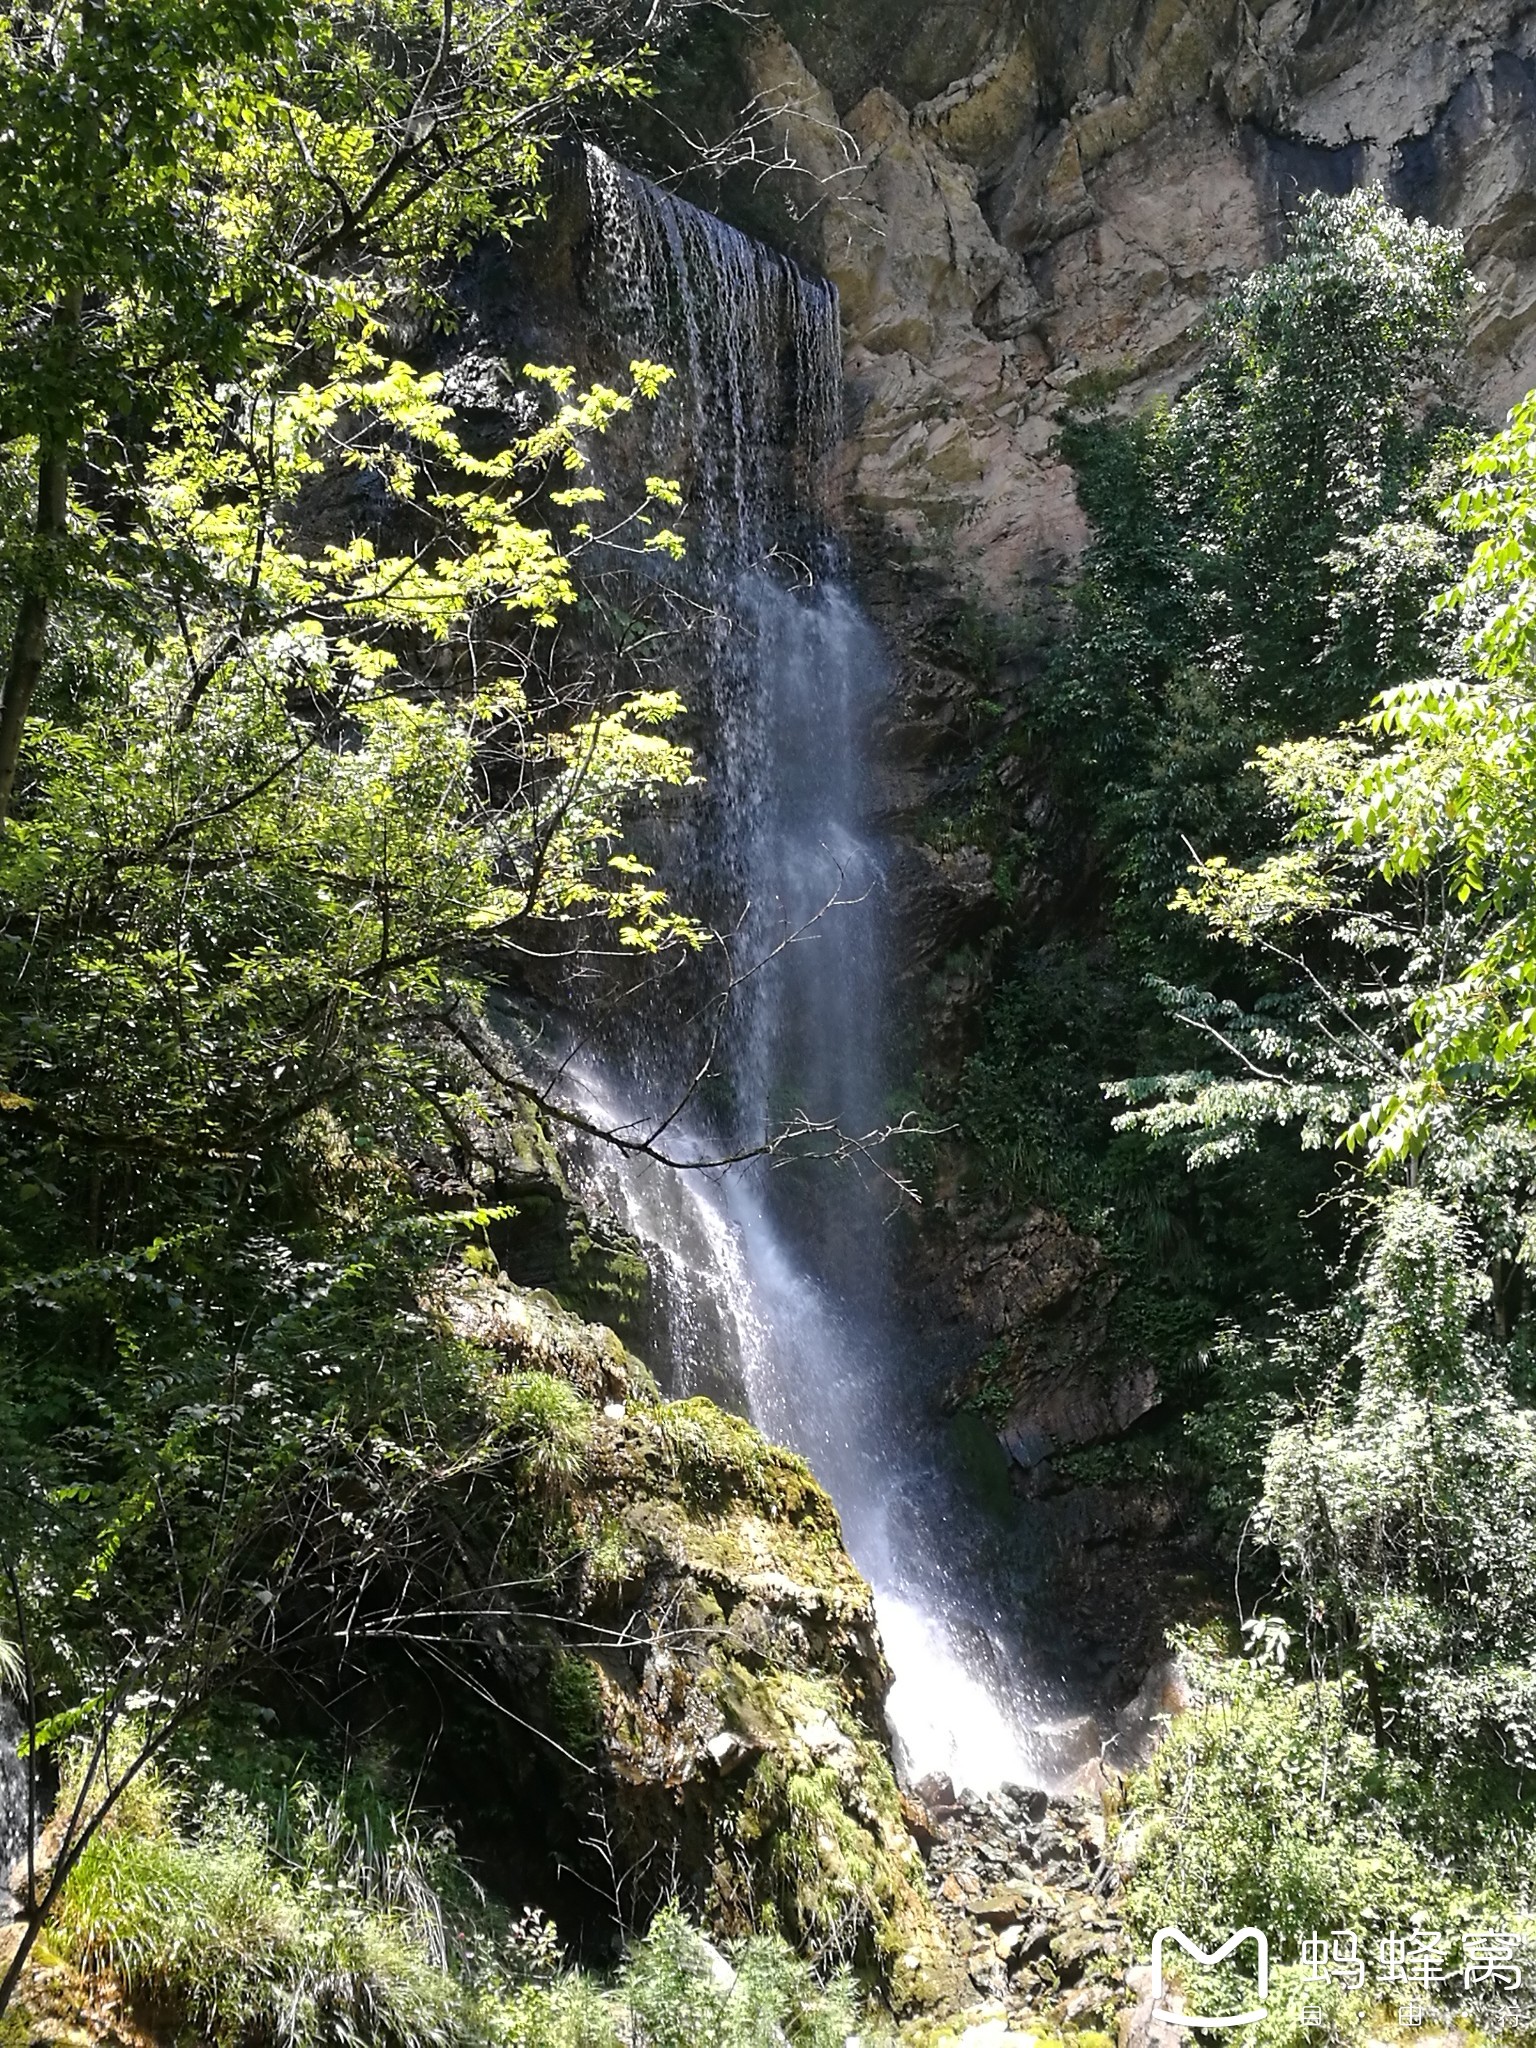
left=0, top=0, right=731, bottom=2002
left=1047, top=187, right=1472, bottom=926
left=1258, top=1194, right=1536, bottom=1764
left=1116, top=391, right=1536, bottom=1183
left=0, top=329, right=704, bottom=2008
left=0, top=0, right=688, bottom=817
left=0, top=0, right=286, bottom=812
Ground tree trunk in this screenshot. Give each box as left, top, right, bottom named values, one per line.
left=0, top=437, right=70, bottom=826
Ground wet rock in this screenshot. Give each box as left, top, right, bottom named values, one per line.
left=972, top=1884, right=1035, bottom=1928
left=1104, top=1656, right=1191, bottom=1774
left=1031, top=1713, right=1106, bottom=1782
left=891, top=840, right=1003, bottom=968
left=1053, top=1922, right=1119, bottom=1984
left=1001, top=1781, right=1050, bottom=1823
left=901, top=1789, right=942, bottom=1853
left=411, top=1027, right=654, bottom=1348
left=704, top=1729, right=753, bottom=1773
left=922, top=1777, right=1134, bottom=2032
left=1121, top=1964, right=1186, bottom=2047
left=999, top=1363, right=1160, bottom=1475
left=929, top=1204, right=1120, bottom=1419
left=967, top=1943, right=1011, bottom=1999
left=914, top=1768, right=962, bottom=1819
left=0, top=1949, right=156, bottom=2048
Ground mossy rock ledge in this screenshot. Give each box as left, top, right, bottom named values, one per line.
left=437, top=1276, right=958, bottom=2009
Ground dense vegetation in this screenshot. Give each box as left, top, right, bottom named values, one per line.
left=945, top=190, right=1536, bottom=2032
left=0, top=1, right=827, bottom=2041
left=39, top=1748, right=861, bottom=2048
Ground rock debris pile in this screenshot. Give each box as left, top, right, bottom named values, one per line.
left=912, top=1773, right=1129, bottom=2037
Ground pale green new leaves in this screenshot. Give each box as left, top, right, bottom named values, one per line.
left=1334, top=393, right=1536, bottom=1157
left=1, top=339, right=705, bottom=1142
left=146, top=348, right=681, bottom=647
left=121, top=340, right=702, bottom=951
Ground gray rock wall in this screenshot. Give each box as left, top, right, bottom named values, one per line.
left=742, top=0, right=1536, bottom=594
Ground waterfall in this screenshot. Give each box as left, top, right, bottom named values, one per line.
left=0, top=1698, right=25, bottom=1916
left=563, top=152, right=1051, bottom=1792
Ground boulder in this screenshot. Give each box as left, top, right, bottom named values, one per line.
left=408, top=1276, right=960, bottom=2007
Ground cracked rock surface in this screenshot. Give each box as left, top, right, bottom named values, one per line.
left=748, top=0, right=1536, bottom=595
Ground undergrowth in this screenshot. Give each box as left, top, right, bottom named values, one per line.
left=1120, top=1634, right=1536, bottom=2046
left=40, top=1755, right=870, bottom=2048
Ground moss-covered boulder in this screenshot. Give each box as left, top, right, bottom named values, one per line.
left=439, top=1276, right=956, bottom=2007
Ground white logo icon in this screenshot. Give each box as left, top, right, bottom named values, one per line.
left=1151, top=1927, right=1269, bottom=2028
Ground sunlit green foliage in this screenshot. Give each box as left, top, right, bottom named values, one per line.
left=1123, top=1636, right=1450, bottom=1952
left=0, top=0, right=703, bottom=818
left=1045, top=188, right=1473, bottom=922
left=1114, top=392, right=1536, bottom=1172
left=1121, top=1634, right=1536, bottom=2048
left=2, top=340, right=696, bottom=1154
left=617, top=1905, right=859, bottom=2048
left=54, top=1761, right=482, bottom=2048
left=0, top=0, right=660, bottom=455
left=1257, top=1192, right=1536, bottom=1769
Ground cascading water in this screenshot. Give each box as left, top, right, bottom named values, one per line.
left=0, top=1699, right=25, bottom=1914
left=562, top=153, right=1051, bottom=1791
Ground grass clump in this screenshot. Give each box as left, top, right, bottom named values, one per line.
left=618, top=1905, right=858, bottom=2048
left=42, top=1760, right=878, bottom=2048
left=52, top=1769, right=486, bottom=2048
left=488, top=1370, right=595, bottom=1486
left=546, top=1654, right=604, bottom=1756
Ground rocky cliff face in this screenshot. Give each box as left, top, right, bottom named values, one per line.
left=747, top=0, right=1536, bottom=596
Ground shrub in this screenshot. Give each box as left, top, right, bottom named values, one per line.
left=52, top=1785, right=481, bottom=2048
left=1121, top=1637, right=1536, bottom=2045
left=618, top=1905, right=858, bottom=2048
left=1258, top=1193, right=1536, bottom=1772
left=1121, top=1638, right=1444, bottom=1952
